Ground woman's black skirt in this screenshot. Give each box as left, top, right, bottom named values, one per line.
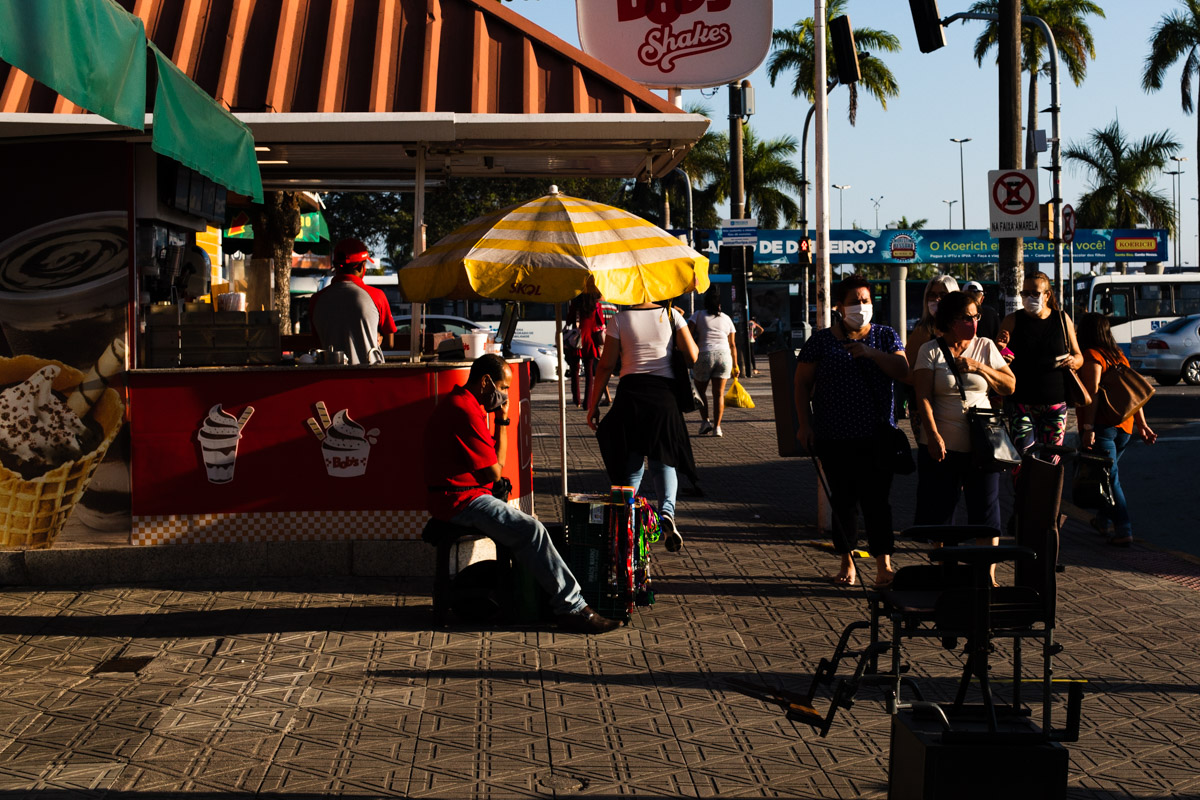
left=596, top=373, right=698, bottom=485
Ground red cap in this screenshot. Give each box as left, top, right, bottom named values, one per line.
left=332, top=238, right=375, bottom=268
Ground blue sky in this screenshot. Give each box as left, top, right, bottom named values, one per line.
left=514, top=2, right=1200, bottom=266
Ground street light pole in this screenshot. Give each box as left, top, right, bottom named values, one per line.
left=870, top=195, right=884, bottom=229
left=1172, top=156, right=1188, bottom=268
left=951, top=137, right=972, bottom=228
left=1167, top=168, right=1181, bottom=268
left=832, top=184, right=850, bottom=229
left=943, top=199, right=958, bottom=228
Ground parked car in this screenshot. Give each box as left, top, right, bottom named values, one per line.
left=392, top=314, right=559, bottom=385
left=1128, top=314, right=1200, bottom=386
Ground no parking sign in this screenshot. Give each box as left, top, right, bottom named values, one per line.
left=987, top=169, right=1040, bottom=238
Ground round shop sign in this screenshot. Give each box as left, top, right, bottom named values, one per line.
left=888, top=234, right=917, bottom=261
left=576, top=1, right=773, bottom=90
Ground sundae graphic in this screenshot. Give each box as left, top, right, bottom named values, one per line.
left=196, top=404, right=254, bottom=484
left=0, top=356, right=124, bottom=548
left=306, top=401, right=379, bottom=478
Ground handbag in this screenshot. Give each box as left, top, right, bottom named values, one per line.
left=563, top=326, right=581, bottom=350
left=1092, top=357, right=1155, bottom=429
left=1072, top=449, right=1115, bottom=510
left=877, top=421, right=917, bottom=475
left=1058, top=311, right=1092, bottom=408
left=667, top=303, right=702, bottom=413
left=937, top=338, right=1022, bottom=472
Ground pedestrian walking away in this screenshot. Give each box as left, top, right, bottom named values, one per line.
left=793, top=276, right=909, bottom=588
left=565, top=292, right=607, bottom=408
left=589, top=302, right=700, bottom=554
left=424, top=354, right=620, bottom=634
left=912, top=291, right=1016, bottom=583
left=1074, top=313, right=1158, bottom=547
left=688, top=289, right=739, bottom=438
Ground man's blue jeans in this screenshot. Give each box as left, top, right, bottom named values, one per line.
left=1093, top=427, right=1132, bottom=538
left=452, top=494, right=586, bottom=615
left=623, top=453, right=678, bottom=520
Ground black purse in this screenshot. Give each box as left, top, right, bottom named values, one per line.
left=667, top=304, right=701, bottom=414
left=1072, top=450, right=1115, bottom=510
left=937, top=338, right=1021, bottom=472
left=877, top=421, right=916, bottom=475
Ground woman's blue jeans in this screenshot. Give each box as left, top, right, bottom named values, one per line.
left=623, top=453, right=678, bottom=519
left=1093, top=427, right=1132, bottom=537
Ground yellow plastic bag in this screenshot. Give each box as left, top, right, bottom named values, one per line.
left=724, top=378, right=755, bottom=409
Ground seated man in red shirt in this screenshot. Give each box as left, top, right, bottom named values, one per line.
left=425, top=354, right=619, bottom=634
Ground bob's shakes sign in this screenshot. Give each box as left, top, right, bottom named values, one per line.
left=577, top=1, right=772, bottom=90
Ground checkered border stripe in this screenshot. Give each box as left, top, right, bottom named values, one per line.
left=132, top=494, right=531, bottom=546
left=132, top=509, right=430, bottom=546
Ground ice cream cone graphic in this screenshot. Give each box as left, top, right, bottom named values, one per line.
left=0, top=356, right=124, bottom=549
left=307, top=405, right=379, bottom=478
left=196, top=404, right=253, bottom=484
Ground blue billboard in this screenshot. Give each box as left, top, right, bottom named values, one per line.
left=685, top=228, right=1168, bottom=265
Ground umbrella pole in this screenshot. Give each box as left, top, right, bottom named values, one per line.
left=556, top=304, right=568, bottom=498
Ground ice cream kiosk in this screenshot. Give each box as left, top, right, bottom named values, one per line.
left=0, top=0, right=706, bottom=558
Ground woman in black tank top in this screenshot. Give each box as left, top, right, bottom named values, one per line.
left=998, top=271, right=1084, bottom=452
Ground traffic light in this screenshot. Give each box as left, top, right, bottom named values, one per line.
left=830, top=16, right=860, bottom=86
left=909, top=0, right=946, bottom=54
left=798, top=237, right=812, bottom=268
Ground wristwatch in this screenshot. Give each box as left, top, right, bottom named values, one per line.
left=495, top=418, right=511, bottom=426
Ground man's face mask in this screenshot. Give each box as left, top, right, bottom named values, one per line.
left=481, top=377, right=508, bottom=412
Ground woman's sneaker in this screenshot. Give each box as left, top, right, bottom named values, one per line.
left=698, top=420, right=714, bottom=436
left=662, top=516, right=683, bottom=552
left=714, top=426, right=724, bottom=437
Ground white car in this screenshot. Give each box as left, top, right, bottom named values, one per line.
left=1129, top=314, right=1200, bottom=386
left=393, top=314, right=559, bottom=385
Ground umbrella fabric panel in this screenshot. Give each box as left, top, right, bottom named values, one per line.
left=399, top=192, right=709, bottom=304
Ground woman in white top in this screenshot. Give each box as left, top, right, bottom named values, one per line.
left=688, top=291, right=739, bottom=437
left=588, top=301, right=700, bottom=553
left=912, top=291, right=1016, bottom=560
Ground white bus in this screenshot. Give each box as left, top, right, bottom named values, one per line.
left=1072, top=272, right=1200, bottom=354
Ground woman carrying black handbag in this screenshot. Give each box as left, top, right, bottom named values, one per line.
left=1075, top=313, right=1158, bottom=547
left=912, top=291, right=1017, bottom=582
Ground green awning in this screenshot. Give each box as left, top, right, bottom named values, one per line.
left=0, top=1, right=262, bottom=203
left=0, top=0, right=147, bottom=131
left=149, top=43, right=263, bottom=203
left=225, top=212, right=330, bottom=242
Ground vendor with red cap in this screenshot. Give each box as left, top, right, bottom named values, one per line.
left=309, top=238, right=398, bottom=364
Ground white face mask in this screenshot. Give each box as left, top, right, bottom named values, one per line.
left=1023, top=294, right=1046, bottom=314
left=841, top=303, right=873, bottom=329
left=927, top=301, right=940, bottom=317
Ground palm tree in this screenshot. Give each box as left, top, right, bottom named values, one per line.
left=969, top=0, right=1105, bottom=170
left=1062, top=120, right=1179, bottom=232
left=766, top=0, right=900, bottom=125
left=1144, top=2, right=1200, bottom=239
left=689, top=124, right=806, bottom=229
left=890, top=216, right=929, bottom=230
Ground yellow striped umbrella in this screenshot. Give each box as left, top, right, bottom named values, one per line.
left=397, top=187, right=710, bottom=304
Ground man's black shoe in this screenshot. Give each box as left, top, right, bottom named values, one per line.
left=555, top=605, right=621, bottom=634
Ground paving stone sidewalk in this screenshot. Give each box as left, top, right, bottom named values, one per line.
left=0, top=373, right=1198, bottom=798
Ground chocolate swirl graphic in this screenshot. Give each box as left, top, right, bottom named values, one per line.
left=0, top=219, right=127, bottom=293
left=322, top=410, right=371, bottom=450
left=197, top=404, right=241, bottom=445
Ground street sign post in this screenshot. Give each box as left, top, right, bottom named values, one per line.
left=721, top=217, right=759, bottom=247
left=1061, top=203, right=1076, bottom=243
left=987, top=169, right=1040, bottom=238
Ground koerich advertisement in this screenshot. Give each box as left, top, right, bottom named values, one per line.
left=687, top=229, right=1168, bottom=265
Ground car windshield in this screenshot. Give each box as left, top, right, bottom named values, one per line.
left=1158, top=316, right=1198, bottom=335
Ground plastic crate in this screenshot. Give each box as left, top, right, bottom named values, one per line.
left=561, top=493, right=654, bottom=622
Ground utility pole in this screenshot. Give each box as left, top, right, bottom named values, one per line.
left=727, top=80, right=753, bottom=376
left=998, top=0, right=1023, bottom=314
